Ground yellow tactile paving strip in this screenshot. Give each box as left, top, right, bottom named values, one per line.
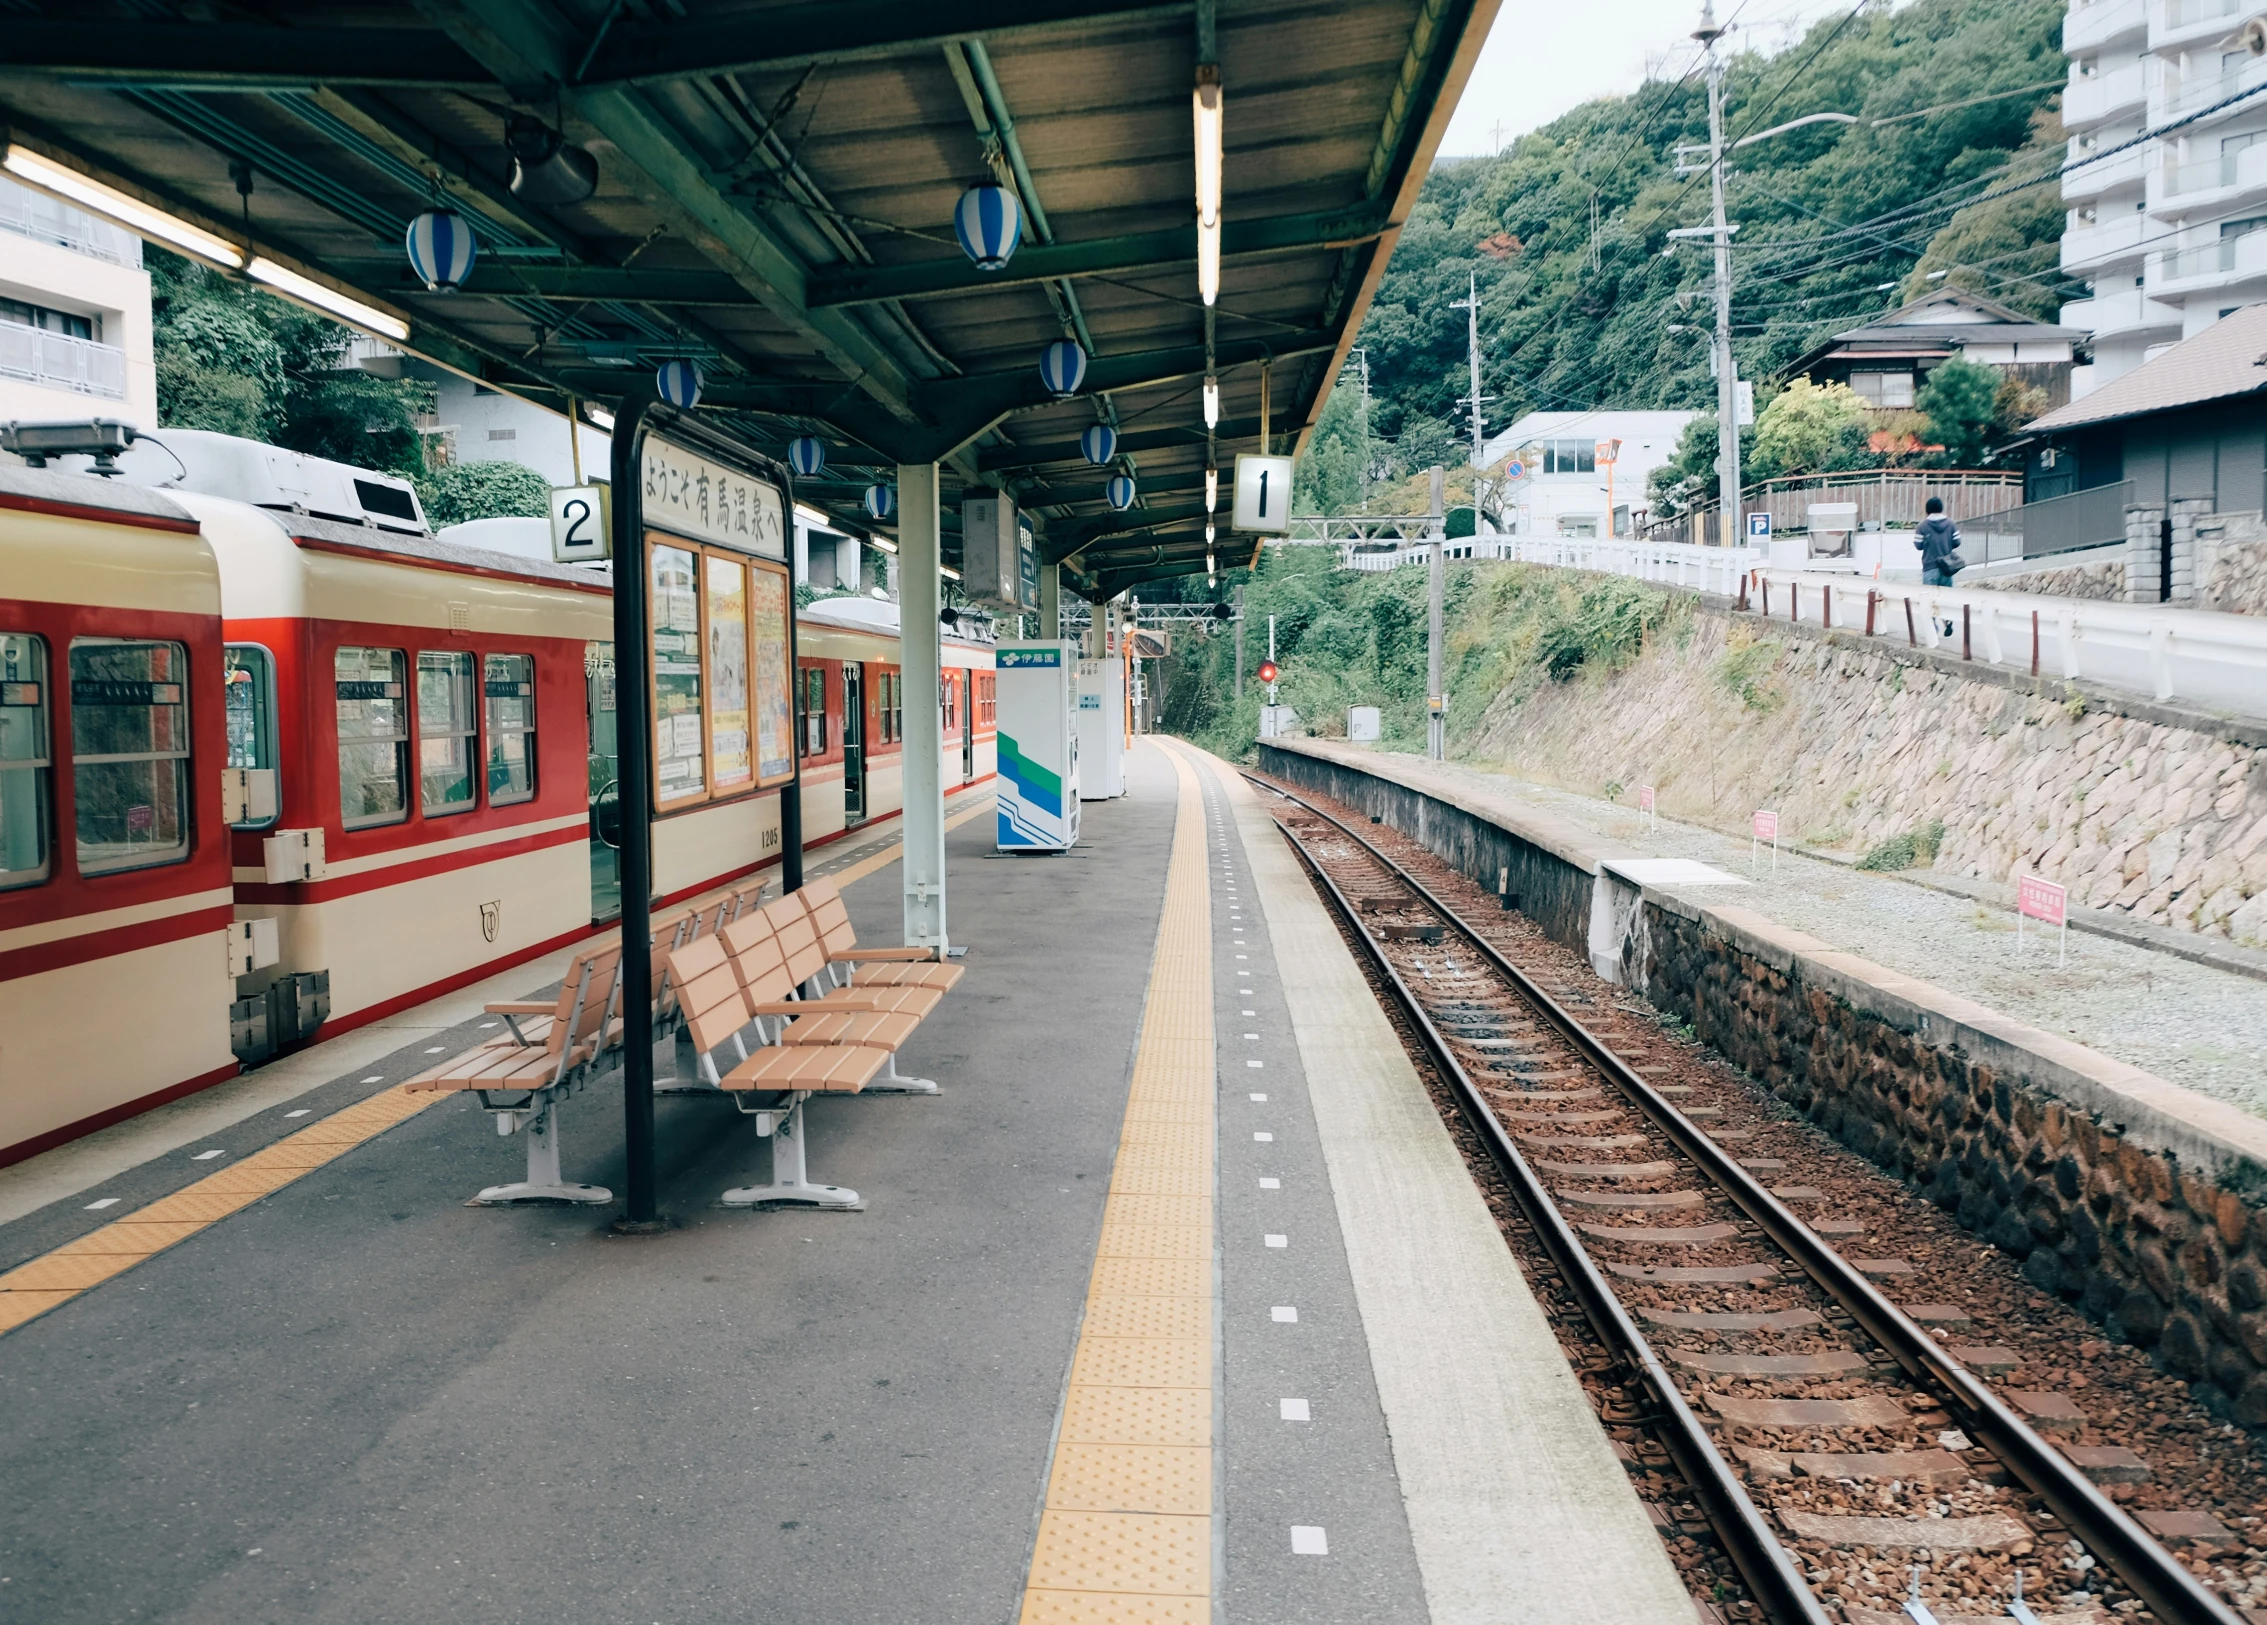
left=0, top=1085, right=439, bottom=1335
left=0, top=794, right=997, bottom=1341
left=1018, top=745, right=1215, bottom=1625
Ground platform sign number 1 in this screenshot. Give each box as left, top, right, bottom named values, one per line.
left=1751, top=808, right=1778, bottom=876
left=2017, top=873, right=2069, bottom=968
left=1232, top=453, right=1296, bottom=535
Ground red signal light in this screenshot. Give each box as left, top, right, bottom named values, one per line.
left=1257, top=660, right=1279, bottom=683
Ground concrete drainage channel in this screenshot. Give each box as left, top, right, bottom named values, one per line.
left=1257, top=739, right=2267, bottom=1436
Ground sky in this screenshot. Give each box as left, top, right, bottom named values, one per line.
left=1436, top=0, right=1867, bottom=159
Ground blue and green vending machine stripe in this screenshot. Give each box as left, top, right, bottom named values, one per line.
left=994, top=642, right=1082, bottom=850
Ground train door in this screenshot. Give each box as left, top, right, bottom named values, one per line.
left=959, top=668, right=974, bottom=782
left=585, top=640, right=620, bottom=921
left=842, top=663, right=866, bottom=823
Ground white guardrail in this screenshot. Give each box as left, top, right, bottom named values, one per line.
left=1471, top=534, right=2267, bottom=720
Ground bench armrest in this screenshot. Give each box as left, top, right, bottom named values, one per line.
left=829, top=948, right=936, bottom=963
left=484, top=1000, right=557, bottom=1015
left=749, top=1000, right=808, bottom=1018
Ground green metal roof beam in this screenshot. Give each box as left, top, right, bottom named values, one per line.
left=977, top=417, right=1259, bottom=472
left=808, top=205, right=1388, bottom=307
left=433, top=0, right=929, bottom=427
left=0, top=22, right=491, bottom=88
left=586, top=1, right=1188, bottom=86
left=330, top=259, right=754, bottom=304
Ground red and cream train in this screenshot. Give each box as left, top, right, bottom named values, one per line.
left=0, top=429, right=994, bottom=1167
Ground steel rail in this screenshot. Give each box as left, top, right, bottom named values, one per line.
left=1249, top=772, right=2241, bottom=1625
left=1264, top=792, right=1829, bottom=1625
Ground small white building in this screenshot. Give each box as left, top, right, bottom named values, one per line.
left=347, top=340, right=610, bottom=486
left=1480, top=409, right=1695, bottom=538
left=0, top=177, right=156, bottom=431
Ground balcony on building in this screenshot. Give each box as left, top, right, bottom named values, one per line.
left=2150, top=133, right=2267, bottom=216
left=0, top=176, right=154, bottom=428
left=2151, top=226, right=2267, bottom=293
left=2157, top=49, right=2267, bottom=127
left=2147, top=0, right=2246, bottom=53
left=2062, top=203, right=2156, bottom=273
left=2069, top=0, right=2150, bottom=54
left=2061, top=285, right=2185, bottom=341
left=2065, top=131, right=2152, bottom=201
left=2066, top=56, right=2150, bottom=126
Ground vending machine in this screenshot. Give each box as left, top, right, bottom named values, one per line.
left=994, top=642, right=1082, bottom=850
left=1075, top=656, right=1126, bottom=799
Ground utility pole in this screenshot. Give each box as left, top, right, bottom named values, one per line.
left=1698, top=3, right=1742, bottom=546
left=1232, top=583, right=1245, bottom=698
left=1426, top=464, right=1445, bottom=761
left=1452, top=272, right=1492, bottom=534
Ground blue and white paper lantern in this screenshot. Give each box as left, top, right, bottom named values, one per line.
left=1039, top=339, right=1088, bottom=398
left=1105, top=473, right=1136, bottom=511
left=404, top=210, right=477, bottom=293
left=655, top=358, right=702, bottom=409
left=862, top=483, right=895, bottom=520
left=1079, top=423, right=1117, bottom=465
left=953, top=183, right=1022, bottom=271
left=788, top=436, right=826, bottom=478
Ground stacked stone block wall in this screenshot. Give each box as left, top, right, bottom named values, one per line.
left=1641, top=900, right=2267, bottom=1424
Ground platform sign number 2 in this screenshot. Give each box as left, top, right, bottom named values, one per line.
left=1232, top=453, right=1296, bottom=535
left=550, top=484, right=612, bottom=563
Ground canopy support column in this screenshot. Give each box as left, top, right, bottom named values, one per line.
left=899, top=463, right=948, bottom=952
left=609, top=395, right=662, bottom=1230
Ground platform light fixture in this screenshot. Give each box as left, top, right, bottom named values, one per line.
left=1202, top=374, right=1220, bottom=428
left=246, top=257, right=410, bottom=341
left=4, top=145, right=244, bottom=269
left=1205, top=466, right=1218, bottom=512
left=1193, top=66, right=1223, bottom=306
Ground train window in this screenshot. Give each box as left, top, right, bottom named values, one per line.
left=650, top=541, right=706, bottom=805
left=0, top=634, right=49, bottom=890
left=483, top=654, right=536, bottom=806
left=705, top=556, right=752, bottom=792
left=797, top=666, right=826, bottom=758
left=415, top=652, right=477, bottom=817
left=878, top=671, right=898, bottom=745
left=69, top=638, right=191, bottom=875
left=223, top=645, right=279, bottom=830
left=335, top=646, right=409, bottom=828
left=976, top=672, right=996, bottom=728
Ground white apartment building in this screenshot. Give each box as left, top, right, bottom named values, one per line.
left=1480, top=410, right=1696, bottom=537
left=347, top=339, right=610, bottom=485
left=2062, top=0, right=2267, bottom=392
left=0, top=177, right=156, bottom=430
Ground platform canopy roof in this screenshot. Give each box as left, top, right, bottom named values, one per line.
left=0, top=0, right=1493, bottom=598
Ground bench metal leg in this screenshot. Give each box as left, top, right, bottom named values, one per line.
left=475, top=1093, right=612, bottom=1205
left=721, top=1097, right=861, bottom=1210
left=859, top=1052, right=938, bottom=1095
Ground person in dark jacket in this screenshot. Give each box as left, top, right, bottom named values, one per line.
left=1915, top=498, right=1964, bottom=586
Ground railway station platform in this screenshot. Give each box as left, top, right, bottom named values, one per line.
left=0, top=741, right=1685, bottom=1625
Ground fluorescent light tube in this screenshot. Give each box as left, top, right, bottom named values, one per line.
left=3, top=145, right=244, bottom=268
left=1205, top=523, right=1215, bottom=544
left=1198, top=216, right=1220, bottom=306
left=1193, top=70, right=1222, bottom=224
left=246, top=258, right=409, bottom=341
left=794, top=503, right=832, bottom=529
left=1205, top=466, right=1218, bottom=511
left=1203, top=375, right=1219, bottom=428
left=940, top=564, right=961, bottom=582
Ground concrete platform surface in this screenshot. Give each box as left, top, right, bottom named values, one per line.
left=0, top=742, right=1681, bottom=1625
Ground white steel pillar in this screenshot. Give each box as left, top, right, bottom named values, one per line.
left=1427, top=464, right=1446, bottom=760
left=898, top=463, right=948, bottom=951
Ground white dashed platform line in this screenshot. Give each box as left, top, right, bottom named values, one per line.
left=1254, top=1133, right=1274, bottom=1143
left=1291, top=1526, right=1330, bottom=1556
left=283, top=1110, right=309, bottom=1118
left=83, top=1198, right=118, bottom=1210
left=1279, top=1398, right=1310, bottom=1421
left=1272, top=1306, right=1299, bottom=1322
left=190, top=1150, right=224, bottom=1161
left=1258, top=1178, right=1280, bottom=1189
left=1264, top=1234, right=1287, bottom=1248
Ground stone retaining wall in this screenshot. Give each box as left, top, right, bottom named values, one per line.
left=1972, top=553, right=2126, bottom=601
left=1261, top=738, right=2267, bottom=1428
left=1640, top=891, right=2267, bottom=1425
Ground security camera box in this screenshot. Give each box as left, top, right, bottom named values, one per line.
left=962, top=494, right=1036, bottom=611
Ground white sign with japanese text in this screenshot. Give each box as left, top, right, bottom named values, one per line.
left=641, top=436, right=786, bottom=560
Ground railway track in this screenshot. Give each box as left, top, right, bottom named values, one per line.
left=1250, top=772, right=2243, bottom=1625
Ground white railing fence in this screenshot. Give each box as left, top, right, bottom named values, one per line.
left=1479, top=534, right=2267, bottom=718
left=0, top=322, right=128, bottom=400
